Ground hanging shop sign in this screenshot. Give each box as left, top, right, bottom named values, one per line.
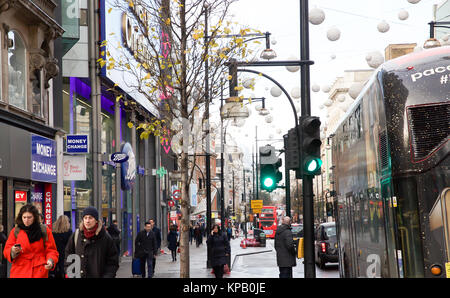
left=63, top=155, right=87, bottom=181
left=111, top=152, right=129, bottom=163
left=66, top=134, right=89, bottom=154
left=15, top=190, right=27, bottom=202
left=31, top=135, right=57, bottom=183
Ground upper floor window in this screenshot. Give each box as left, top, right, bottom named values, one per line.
left=8, top=30, right=27, bottom=111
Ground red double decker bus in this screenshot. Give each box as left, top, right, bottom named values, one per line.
left=258, top=206, right=277, bottom=239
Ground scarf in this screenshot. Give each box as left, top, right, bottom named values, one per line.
left=19, top=222, right=42, bottom=244
left=83, top=223, right=98, bottom=239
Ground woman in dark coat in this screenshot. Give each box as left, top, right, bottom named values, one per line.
left=51, top=215, right=72, bottom=278
left=64, top=206, right=118, bottom=278
left=167, top=225, right=178, bottom=261
left=206, top=224, right=230, bottom=278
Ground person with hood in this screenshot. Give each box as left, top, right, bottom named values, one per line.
left=64, top=206, right=119, bottom=278
left=206, top=224, right=230, bottom=278
left=50, top=215, right=72, bottom=278
left=274, top=216, right=297, bottom=278
left=3, top=204, right=59, bottom=278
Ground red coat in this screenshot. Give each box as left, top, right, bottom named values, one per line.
left=3, top=225, right=59, bottom=278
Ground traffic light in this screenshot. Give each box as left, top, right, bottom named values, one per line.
left=285, top=127, right=300, bottom=170
left=296, top=116, right=322, bottom=178
left=259, top=145, right=282, bottom=192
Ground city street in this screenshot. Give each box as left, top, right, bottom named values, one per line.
left=116, top=236, right=339, bottom=278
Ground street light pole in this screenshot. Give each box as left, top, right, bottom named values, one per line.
left=204, top=4, right=212, bottom=269
left=300, top=0, right=316, bottom=278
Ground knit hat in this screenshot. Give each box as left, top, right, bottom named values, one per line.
left=82, top=206, right=99, bottom=221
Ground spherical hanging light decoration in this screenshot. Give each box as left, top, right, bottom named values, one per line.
left=322, top=84, right=331, bottom=93
left=271, top=39, right=277, bottom=46
left=407, top=0, right=420, bottom=4
left=312, top=84, right=320, bottom=92
left=270, top=86, right=282, bottom=97
left=276, top=128, right=282, bottom=134
left=327, top=27, right=341, bottom=41
left=348, top=82, right=364, bottom=99
left=330, top=54, right=336, bottom=60
left=265, top=115, right=273, bottom=123
left=324, top=98, right=333, bottom=107
left=319, top=104, right=324, bottom=110
left=255, top=104, right=262, bottom=111
left=337, top=94, right=346, bottom=102
left=285, top=55, right=300, bottom=72
left=377, top=20, right=390, bottom=33
left=309, top=7, right=325, bottom=25
left=398, top=9, right=409, bottom=21
left=291, top=86, right=301, bottom=99
left=366, top=51, right=384, bottom=69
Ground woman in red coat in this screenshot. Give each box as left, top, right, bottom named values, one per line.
left=3, top=204, right=59, bottom=278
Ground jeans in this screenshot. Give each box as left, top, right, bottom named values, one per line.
left=140, top=255, right=153, bottom=278
left=279, top=267, right=293, bottom=278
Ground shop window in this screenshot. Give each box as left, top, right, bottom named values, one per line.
left=7, top=30, right=27, bottom=111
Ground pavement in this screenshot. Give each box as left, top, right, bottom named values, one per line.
left=115, top=235, right=277, bottom=278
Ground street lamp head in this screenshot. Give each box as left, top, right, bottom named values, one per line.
left=221, top=96, right=249, bottom=119
left=260, top=48, right=277, bottom=60
left=258, top=107, right=270, bottom=116
left=423, top=38, right=441, bottom=49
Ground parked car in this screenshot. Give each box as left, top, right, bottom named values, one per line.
left=314, top=222, right=338, bottom=269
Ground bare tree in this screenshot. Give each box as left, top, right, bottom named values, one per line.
left=101, top=0, right=262, bottom=277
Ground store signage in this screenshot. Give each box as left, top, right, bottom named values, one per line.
left=66, top=134, right=89, bottom=154
left=190, top=184, right=197, bottom=207
left=15, top=190, right=27, bottom=202
left=31, top=135, right=57, bottom=183
left=63, top=155, right=87, bottom=181
left=100, top=0, right=158, bottom=116
left=120, top=142, right=136, bottom=191
left=111, top=152, right=129, bottom=163
left=44, top=184, right=53, bottom=229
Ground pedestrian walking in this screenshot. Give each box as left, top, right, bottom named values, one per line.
left=135, top=221, right=157, bottom=278
left=274, top=216, right=297, bottom=278
left=107, top=219, right=121, bottom=259
left=64, top=206, right=119, bottom=278
left=194, top=224, right=203, bottom=247
left=50, top=215, right=72, bottom=278
left=149, top=219, right=161, bottom=277
left=3, top=204, right=59, bottom=278
left=189, top=224, right=194, bottom=244
left=206, top=224, right=230, bottom=279
left=226, top=224, right=232, bottom=242
left=167, top=225, right=178, bottom=262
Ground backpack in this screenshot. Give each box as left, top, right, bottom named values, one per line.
left=14, top=224, right=48, bottom=246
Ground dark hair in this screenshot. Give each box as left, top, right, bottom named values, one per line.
left=145, top=221, right=151, bottom=226
left=15, top=204, right=40, bottom=226
left=212, top=224, right=221, bottom=233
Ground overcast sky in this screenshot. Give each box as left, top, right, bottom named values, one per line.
left=209, top=0, right=445, bottom=169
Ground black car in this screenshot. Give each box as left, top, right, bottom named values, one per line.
left=314, top=222, right=338, bottom=269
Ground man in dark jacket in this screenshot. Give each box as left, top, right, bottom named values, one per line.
left=64, top=206, right=119, bottom=278
left=274, top=216, right=296, bottom=278
left=135, top=221, right=157, bottom=278
left=149, top=219, right=161, bottom=277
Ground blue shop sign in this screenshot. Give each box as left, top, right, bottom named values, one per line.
left=31, top=134, right=57, bottom=183
left=66, top=134, right=89, bottom=153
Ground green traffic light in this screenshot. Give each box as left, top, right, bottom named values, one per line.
left=305, top=157, right=322, bottom=173
left=263, top=177, right=275, bottom=188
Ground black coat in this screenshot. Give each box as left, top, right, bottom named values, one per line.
left=52, top=230, right=72, bottom=278
left=64, top=222, right=119, bottom=278
left=206, top=232, right=230, bottom=267
left=135, top=229, right=157, bottom=259
left=152, top=226, right=161, bottom=249
left=274, top=224, right=296, bottom=267
left=167, top=231, right=178, bottom=251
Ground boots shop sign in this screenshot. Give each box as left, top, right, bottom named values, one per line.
left=31, top=135, right=57, bottom=183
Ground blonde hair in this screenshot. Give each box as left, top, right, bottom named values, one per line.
left=53, top=215, right=71, bottom=233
